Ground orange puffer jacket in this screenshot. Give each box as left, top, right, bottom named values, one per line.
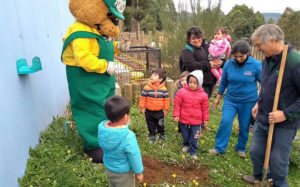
left=139, top=82, right=170, bottom=111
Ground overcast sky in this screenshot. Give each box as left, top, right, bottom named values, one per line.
left=173, top=0, right=300, bottom=14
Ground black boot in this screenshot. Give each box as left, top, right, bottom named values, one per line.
left=83, top=148, right=103, bottom=163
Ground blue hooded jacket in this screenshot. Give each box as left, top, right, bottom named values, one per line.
left=98, top=120, right=144, bottom=174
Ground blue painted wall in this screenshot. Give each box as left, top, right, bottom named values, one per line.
left=0, top=0, right=74, bottom=186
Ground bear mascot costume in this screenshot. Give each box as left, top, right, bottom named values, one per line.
left=61, top=0, right=127, bottom=163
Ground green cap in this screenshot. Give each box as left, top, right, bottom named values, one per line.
left=103, top=0, right=126, bottom=20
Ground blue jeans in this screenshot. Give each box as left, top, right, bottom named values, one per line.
left=250, top=120, right=297, bottom=187
left=214, top=98, right=255, bottom=153
left=180, top=123, right=201, bottom=155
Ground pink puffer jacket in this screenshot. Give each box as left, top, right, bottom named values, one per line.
left=173, top=84, right=209, bottom=125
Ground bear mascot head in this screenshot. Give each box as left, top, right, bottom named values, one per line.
left=69, top=0, right=126, bottom=38
left=62, top=0, right=127, bottom=163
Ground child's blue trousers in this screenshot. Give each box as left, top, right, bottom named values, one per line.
left=214, top=98, right=256, bottom=153
left=180, top=123, right=201, bottom=155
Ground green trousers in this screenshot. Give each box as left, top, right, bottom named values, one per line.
left=66, top=66, right=115, bottom=149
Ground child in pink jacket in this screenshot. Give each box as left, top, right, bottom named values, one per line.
left=208, top=26, right=231, bottom=85
left=173, top=70, right=209, bottom=159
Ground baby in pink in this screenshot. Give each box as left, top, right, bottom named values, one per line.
left=208, top=27, right=231, bottom=85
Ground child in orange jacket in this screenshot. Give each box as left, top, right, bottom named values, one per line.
left=139, top=68, right=170, bottom=143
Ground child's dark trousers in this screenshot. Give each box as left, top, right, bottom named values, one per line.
left=145, top=109, right=165, bottom=137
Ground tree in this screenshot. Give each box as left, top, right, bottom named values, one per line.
left=130, top=0, right=152, bottom=38
left=267, top=18, right=274, bottom=24
left=223, top=5, right=264, bottom=42
left=141, top=14, right=156, bottom=33
left=278, top=8, right=300, bottom=49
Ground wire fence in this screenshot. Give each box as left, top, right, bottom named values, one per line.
left=114, top=46, right=161, bottom=85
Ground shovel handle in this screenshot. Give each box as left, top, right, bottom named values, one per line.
left=263, top=44, right=288, bottom=172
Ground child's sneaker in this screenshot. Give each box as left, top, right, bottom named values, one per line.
left=150, top=136, right=156, bottom=143
left=159, top=135, right=165, bottom=141
left=190, top=155, right=198, bottom=160
left=182, top=146, right=189, bottom=153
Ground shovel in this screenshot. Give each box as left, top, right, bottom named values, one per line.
left=257, top=44, right=288, bottom=187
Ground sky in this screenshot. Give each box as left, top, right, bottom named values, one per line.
left=173, top=0, right=300, bottom=14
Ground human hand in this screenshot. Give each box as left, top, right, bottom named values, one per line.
left=213, top=94, right=221, bottom=109
left=136, top=173, right=144, bottom=183
left=214, top=59, right=222, bottom=67
left=252, top=103, right=258, bottom=120
left=268, top=110, right=286, bottom=124
left=140, top=108, right=145, bottom=115
left=203, top=121, right=208, bottom=126
left=210, top=59, right=222, bottom=68
left=164, top=110, right=168, bottom=116
left=106, top=62, right=116, bottom=75
left=117, top=41, right=130, bottom=51
left=174, top=117, right=179, bottom=123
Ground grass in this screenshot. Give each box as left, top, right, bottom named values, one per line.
left=19, top=98, right=300, bottom=187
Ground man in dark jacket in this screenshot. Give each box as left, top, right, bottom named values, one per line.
left=243, top=24, right=300, bottom=187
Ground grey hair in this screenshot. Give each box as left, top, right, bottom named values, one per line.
left=251, top=24, right=285, bottom=44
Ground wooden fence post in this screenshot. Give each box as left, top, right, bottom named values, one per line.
left=132, top=83, right=141, bottom=102
left=123, top=84, right=133, bottom=102
left=165, top=79, right=174, bottom=105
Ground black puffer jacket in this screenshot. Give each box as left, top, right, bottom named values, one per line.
left=179, top=41, right=217, bottom=86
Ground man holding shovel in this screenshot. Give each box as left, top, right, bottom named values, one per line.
left=243, top=24, right=300, bottom=187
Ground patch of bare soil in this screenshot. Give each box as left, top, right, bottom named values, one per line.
left=141, top=156, right=210, bottom=186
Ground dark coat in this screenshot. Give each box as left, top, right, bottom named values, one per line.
left=179, top=41, right=217, bottom=86
left=257, top=44, right=300, bottom=129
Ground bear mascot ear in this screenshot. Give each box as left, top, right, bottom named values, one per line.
left=69, top=0, right=126, bottom=38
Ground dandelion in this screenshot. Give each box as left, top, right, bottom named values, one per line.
left=88, top=158, right=93, bottom=162
left=143, top=182, right=147, bottom=187
left=193, top=180, right=199, bottom=186
left=175, top=127, right=178, bottom=131
left=72, top=168, right=76, bottom=172
left=181, top=154, right=185, bottom=159
left=67, top=149, right=71, bottom=154
left=172, top=174, right=176, bottom=178
left=200, top=140, right=204, bottom=144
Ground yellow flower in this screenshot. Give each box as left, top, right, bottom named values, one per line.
left=245, top=159, right=248, bottom=162
left=143, top=182, right=147, bottom=187
left=172, top=174, right=176, bottom=178
left=200, top=140, right=204, bottom=144
left=193, top=180, right=199, bottom=186
left=67, top=149, right=71, bottom=154
left=181, top=154, right=185, bottom=159
left=72, top=168, right=76, bottom=172
left=175, top=127, right=178, bottom=131
left=88, top=158, right=93, bottom=162
left=172, top=185, right=175, bottom=187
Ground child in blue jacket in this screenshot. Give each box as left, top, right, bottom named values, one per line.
left=98, top=96, right=144, bottom=187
